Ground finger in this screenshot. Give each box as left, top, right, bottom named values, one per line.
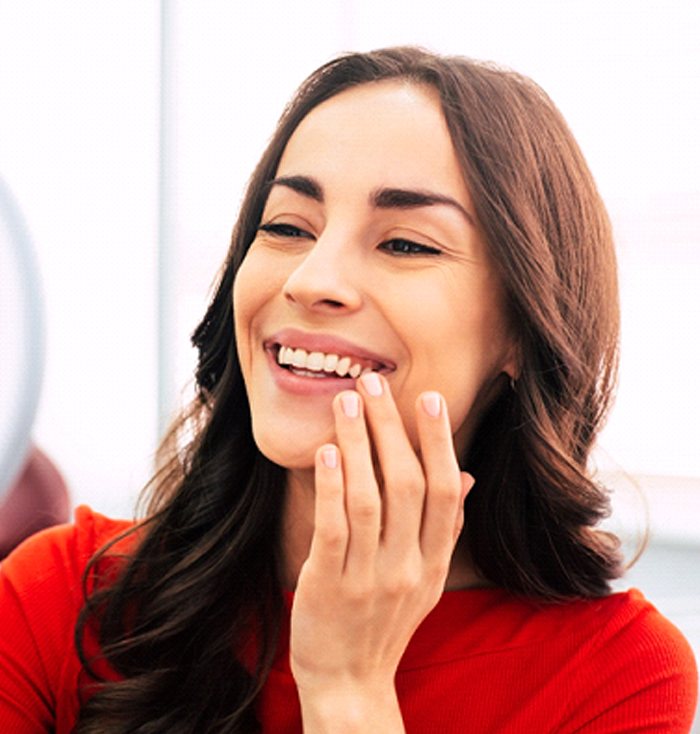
left=414, top=392, right=464, bottom=565
left=453, top=472, right=474, bottom=543
left=333, top=390, right=381, bottom=577
left=308, top=444, right=348, bottom=577
left=355, top=371, right=425, bottom=551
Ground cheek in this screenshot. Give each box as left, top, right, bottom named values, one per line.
left=232, top=253, right=272, bottom=355
left=231, top=282, right=250, bottom=375
left=232, top=254, right=256, bottom=321
left=405, top=303, right=511, bottom=439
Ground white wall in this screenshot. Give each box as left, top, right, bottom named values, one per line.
left=0, top=2, right=160, bottom=517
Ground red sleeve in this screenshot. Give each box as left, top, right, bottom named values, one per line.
left=563, top=590, right=698, bottom=733
left=0, top=506, right=130, bottom=733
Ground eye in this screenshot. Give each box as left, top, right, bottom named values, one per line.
left=379, top=238, right=442, bottom=256
left=258, top=222, right=313, bottom=239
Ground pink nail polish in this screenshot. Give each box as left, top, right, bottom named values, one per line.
left=421, top=392, right=441, bottom=417
left=341, top=392, right=360, bottom=418
left=322, top=446, right=338, bottom=469
left=360, top=371, right=382, bottom=396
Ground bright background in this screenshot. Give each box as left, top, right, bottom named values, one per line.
left=0, top=1, right=698, bottom=724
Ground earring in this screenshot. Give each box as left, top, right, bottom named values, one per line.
left=509, top=376, right=517, bottom=392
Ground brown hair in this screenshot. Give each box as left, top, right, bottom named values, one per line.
left=76, top=47, right=622, bottom=732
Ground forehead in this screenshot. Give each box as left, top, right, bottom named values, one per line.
left=276, top=81, right=472, bottom=208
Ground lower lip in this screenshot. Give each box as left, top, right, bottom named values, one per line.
left=266, top=348, right=360, bottom=396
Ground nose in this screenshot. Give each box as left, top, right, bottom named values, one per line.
left=282, top=233, right=363, bottom=314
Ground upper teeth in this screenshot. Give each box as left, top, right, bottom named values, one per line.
left=277, top=346, right=369, bottom=379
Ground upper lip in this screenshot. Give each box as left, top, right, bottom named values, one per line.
left=264, top=327, right=397, bottom=372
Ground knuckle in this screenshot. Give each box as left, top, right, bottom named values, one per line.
left=316, top=525, right=347, bottom=552
left=385, top=568, right=422, bottom=596
left=345, top=579, right=373, bottom=603
left=401, top=474, right=425, bottom=497
left=349, top=498, right=379, bottom=523
left=427, top=557, right=451, bottom=581
left=430, top=479, right=461, bottom=506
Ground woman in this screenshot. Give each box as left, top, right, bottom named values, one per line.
left=0, top=47, right=696, bottom=733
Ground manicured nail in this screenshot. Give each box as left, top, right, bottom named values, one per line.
left=421, top=392, right=441, bottom=417
left=360, top=371, right=382, bottom=397
left=341, top=392, right=360, bottom=418
left=322, top=446, right=338, bottom=469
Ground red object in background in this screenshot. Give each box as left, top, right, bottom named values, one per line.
left=0, top=445, right=70, bottom=559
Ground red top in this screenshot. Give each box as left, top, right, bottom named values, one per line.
left=0, top=506, right=696, bottom=732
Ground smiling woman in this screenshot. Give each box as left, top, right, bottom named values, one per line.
left=0, top=47, right=696, bottom=733
left=235, top=81, right=514, bottom=475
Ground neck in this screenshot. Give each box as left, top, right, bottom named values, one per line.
left=280, top=468, right=317, bottom=590
left=280, top=468, right=489, bottom=592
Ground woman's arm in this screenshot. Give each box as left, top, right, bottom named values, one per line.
left=290, top=372, right=471, bottom=733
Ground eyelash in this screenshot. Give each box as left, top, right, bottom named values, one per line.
left=379, top=239, right=441, bottom=256
left=258, top=223, right=309, bottom=238
left=257, top=223, right=441, bottom=256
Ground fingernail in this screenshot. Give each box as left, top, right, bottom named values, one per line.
left=341, top=392, right=360, bottom=418
left=421, top=392, right=441, bottom=417
left=360, top=371, right=382, bottom=397
left=322, top=446, right=338, bottom=469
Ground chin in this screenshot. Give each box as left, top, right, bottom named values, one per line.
left=254, top=441, right=317, bottom=470
left=250, top=419, right=333, bottom=471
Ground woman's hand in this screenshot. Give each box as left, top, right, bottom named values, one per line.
left=290, top=371, right=473, bottom=732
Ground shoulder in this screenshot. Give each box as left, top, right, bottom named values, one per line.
left=408, top=586, right=693, bottom=658
left=565, top=589, right=696, bottom=675
left=405, top=588, right=697, bottom=731
left=0, top=507, right=136, bottom=732
left=559, top=589, right=698, bottom=730
left=0, top=505, right=136, bottom=629
left=1, top=505, right=134, bottom=597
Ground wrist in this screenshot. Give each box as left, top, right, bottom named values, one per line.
left=297, top=681, right=404, bottom=733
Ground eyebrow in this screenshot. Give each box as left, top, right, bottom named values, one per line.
left=269, top=175, right=323, bottom=201
left=268, top=175, right=475, bottom=226
left=371, top=187, right=475, bottom=226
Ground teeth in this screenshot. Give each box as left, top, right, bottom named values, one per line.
left=323, top=353, right=339, bottom=372
left=335, top=356, right=351, bottom=377
left=278, top=346, right=294, bottom=366
left=276, top=345, right=370, bottom=379
left=307, top=351, right=325, bottom=371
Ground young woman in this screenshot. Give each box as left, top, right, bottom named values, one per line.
left=0, top=47, right=696, bottom=733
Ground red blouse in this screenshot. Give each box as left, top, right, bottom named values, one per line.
left=0, top=507, right=696, bottom=732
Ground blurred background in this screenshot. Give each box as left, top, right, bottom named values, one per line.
left=0, top=0, right=698, bottom=724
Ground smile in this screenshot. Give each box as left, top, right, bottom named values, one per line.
left=262, top=329, right=396, bottom=395
left=276, top=345, right=374, bottom=379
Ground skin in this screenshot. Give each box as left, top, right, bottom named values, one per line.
left=233, top=80, right=517, bottom=732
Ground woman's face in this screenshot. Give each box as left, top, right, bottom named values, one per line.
left=233, top=81, right=516, bottom=469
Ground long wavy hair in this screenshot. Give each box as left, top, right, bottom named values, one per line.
left=75, top=46, right=622, bottom=732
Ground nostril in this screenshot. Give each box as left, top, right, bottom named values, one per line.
left=286, top=291, right=346, bottom=310
left=282, top=270, right=362, bottom=312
